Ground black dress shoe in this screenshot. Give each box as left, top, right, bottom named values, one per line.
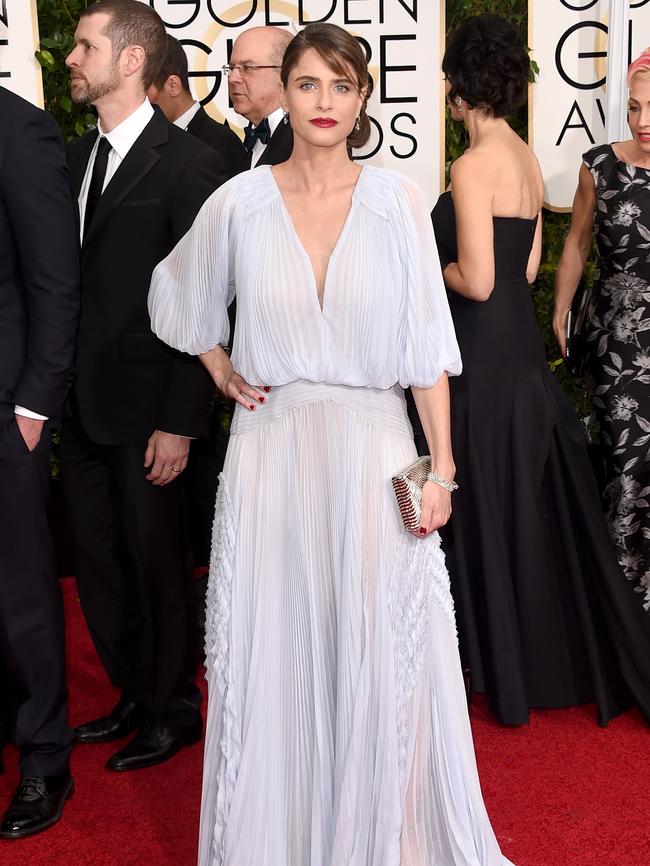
left=0, top=772, right=73, bottom=839
left=106, top=718, right=202, bottom=771
left=74, top=699, right=146, bottom=744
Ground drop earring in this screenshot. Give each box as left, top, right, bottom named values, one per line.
left=454, top=97, right=463, bottom=110
left=283, top=111, right=289, bottom=125
left=355, top=115, right=361, bottom=132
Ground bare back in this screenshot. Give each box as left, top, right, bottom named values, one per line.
left=467, top=126, right=543, bottom=219
left=449, top=123, right=544, bottom=296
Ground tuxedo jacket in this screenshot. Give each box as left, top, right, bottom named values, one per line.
left=187, top=106, right=247, bottom=176
left=67, top=107, right=224, bottom=445
left=0, top=87, right=79, bottom=419
left=246, top=118, right=294, bottom=169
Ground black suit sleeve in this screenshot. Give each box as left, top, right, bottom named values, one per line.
left=157, top=146, right=226, bottom=437
left=187, top=109, right=247, bottom=180
left=207, top=123, right=247, bottom=179
left=222, top=131, right=248, bottom=178
left=5, top=109, right=80, bottom=418
left=172, top=145, right=228, bottom=240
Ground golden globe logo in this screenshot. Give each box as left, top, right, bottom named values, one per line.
left=0, top=0, right=44, bottom=106
left=146, top=0, right=444, bottom=204
left=530, top=0, right=650, bottom=210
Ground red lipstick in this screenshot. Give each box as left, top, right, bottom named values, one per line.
left=310, top=118, right=337, bottom=128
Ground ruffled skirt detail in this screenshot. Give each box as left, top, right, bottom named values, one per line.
left=199, top=381, right=513, bottom=866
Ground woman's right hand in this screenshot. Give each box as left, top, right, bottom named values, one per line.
left=198, top=345, right=269, bottom=412
left=417, top=480, right=453, bottom=535
left=214, top=368, right=269, bottom=411
left=553, top=306, right=570, bottom=358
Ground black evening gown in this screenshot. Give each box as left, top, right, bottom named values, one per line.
left=432, top=190, right=650, bottom=726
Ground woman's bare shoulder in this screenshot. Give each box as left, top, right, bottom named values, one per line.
left=449, top=150, right=484, bottom=185
left=452, top=138, right=542, bottom=214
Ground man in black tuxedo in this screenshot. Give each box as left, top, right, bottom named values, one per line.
left=227, top=26, right=294, bottom=168
left=148, top=34, right=247, bottom=569
left=0, top=86, right=79, bottom=838
left=61, top=0, right=223, bottom=772
left=148, top=33, right=247, bottom=177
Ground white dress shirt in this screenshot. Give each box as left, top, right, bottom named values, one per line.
left=251, top=106, right=284, bottom=168
left=77, top=98, right=154, bottom=240
left=174, top=100, right=202, bottom=131
left=15, top=406, right=48, bottom=420
left=15, top=100, right=156, bottom=424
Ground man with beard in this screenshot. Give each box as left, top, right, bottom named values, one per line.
left=61, top=0, right=222, bottom=771
left=227, top=26, right=294, bottom=167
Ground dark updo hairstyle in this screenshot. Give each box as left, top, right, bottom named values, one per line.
left=281, top=23, right=371, bottom=149
left=442, top=15, right=529, bottom=118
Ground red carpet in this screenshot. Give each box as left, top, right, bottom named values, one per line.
left=1, top=579, right=649, bottom=865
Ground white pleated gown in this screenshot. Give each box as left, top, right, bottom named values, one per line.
left=148, top=165, right=515, bottom=866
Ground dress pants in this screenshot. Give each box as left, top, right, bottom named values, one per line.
left=184, top=403, right=230, bottom=567
left=184, top=312, right=234, bottom=567
left=60, top=413, right=200, bottom=727
left=0, top=405, right=73, bottom=776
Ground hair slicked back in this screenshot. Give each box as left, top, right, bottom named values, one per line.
left=151, top=33, right=190, bottom=92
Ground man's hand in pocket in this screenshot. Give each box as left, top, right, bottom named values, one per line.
left=15, top=416, right=44, bottom=451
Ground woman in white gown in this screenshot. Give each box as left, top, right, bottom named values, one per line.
left=148, top=23, right=514, bottom=866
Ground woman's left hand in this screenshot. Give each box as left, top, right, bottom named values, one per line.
left=553, top=305, right=570, bottom=358
left=417, top=480, right=452, bottom=536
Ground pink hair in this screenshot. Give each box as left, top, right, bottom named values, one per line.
left=628, top=48, right=650, bottom=84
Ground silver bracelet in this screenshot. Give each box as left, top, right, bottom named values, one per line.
left=427, top=472, right=459, bottom=493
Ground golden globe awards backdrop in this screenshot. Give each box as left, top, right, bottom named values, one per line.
left=144, top=1, right=444, bottom=203
left=530, top=0, right=650, bottom=211
left=0, top=0, right=43, bottom=105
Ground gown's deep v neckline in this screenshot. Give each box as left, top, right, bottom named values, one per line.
left=267, top=165, right=365, bottom=314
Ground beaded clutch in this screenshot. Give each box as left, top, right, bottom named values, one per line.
left=391, top=456, right=431, bottom=533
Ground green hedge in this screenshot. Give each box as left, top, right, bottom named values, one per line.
left=36, top=0, right=95, bottom=138
left=35, top=0, right=585, bottom=413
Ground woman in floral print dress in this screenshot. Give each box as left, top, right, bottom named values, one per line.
left=555, top=50, right=650, bottom=612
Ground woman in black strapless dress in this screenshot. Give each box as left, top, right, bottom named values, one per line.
left=434, top=15, right=650, bottom=726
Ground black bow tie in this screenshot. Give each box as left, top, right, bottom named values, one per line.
left=243, top=118, right=271, bottom=152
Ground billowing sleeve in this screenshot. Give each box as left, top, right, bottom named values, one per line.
left=395, top=175, right=462, bottom=387
left=148, top=179, right=237, bottom=355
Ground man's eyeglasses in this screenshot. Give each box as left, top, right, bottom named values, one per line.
left=222, top=64, right=281, bottom=77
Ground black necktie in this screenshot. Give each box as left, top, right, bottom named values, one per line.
left=84, top=136, right=112, bottom=238
left=243, top=118, right=271, bottom=152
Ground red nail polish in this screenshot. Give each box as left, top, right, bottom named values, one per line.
left=263, top=386, right=271, bottom=393
left=250, top=404, right=256, bottom=411
left=419, top=527, right=426, bottom=535
left=259, top=396, right=266, bottom=403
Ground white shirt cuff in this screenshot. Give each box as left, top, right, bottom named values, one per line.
left=15, top=405, right=49, bottom=421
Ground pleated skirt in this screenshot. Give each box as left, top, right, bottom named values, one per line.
left=198, top=380, right=514, bottom=866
